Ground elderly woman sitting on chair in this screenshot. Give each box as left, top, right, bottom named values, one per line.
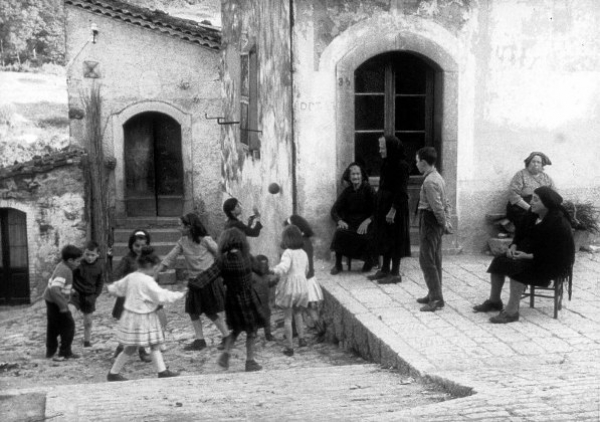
left=473, top=186, right=575, bottom=324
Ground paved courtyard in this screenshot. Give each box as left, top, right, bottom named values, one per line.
left=319, top=251, right=600, bottom=421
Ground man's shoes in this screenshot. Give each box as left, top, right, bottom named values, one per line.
left=489, top=311, right=519, bottom=324
left=107, top=372, right=128, bottom=382
left=473, top=300, right=503, bottom=313
left=184, top=339, right=207, bottom=351
left=283, top=347, right=294, bottom=357
left=83, top=341, right=92, bottom=348
left=330, top=266, right=342, bottom=275
left=416, top=296, right=429, bottom=304
left=378, top=275, right=401, bottom=284
left=420, top=300, right=444, bottom=312
left=217, top=352, right=230, bottom=369
left=245, top=360, right=262, bottom=372
left=367, top=271, right=389, bottom=281
left=217, top=336, right=228, bottom=351
left=158, top=369, right=179, bottom=378
left=138, top=348, right=152, bottom=363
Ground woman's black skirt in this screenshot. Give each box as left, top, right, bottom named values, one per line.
left=185, top=277, right=226, bottom=316
left=487, top=255, right=550, bottom=287
left=330, top=228, right=371, bottom=259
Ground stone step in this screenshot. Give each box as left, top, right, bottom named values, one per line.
left=114, top=217, right=180, bottom=228
left=113, top=227, right=182, bottom=244
left=44, top=364, right=429, bottom=421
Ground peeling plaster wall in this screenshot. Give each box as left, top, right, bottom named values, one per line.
left=220, top=0, right=294, bottom=262
left=0, top=165, right=86, bottom=301
left=65, top=6, right=222, bottom=229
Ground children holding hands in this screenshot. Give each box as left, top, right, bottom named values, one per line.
left=107, top=246, right=185, bottom=381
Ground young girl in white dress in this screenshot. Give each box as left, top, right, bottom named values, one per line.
left=272, top=225, right=309, bottom=356
left=107, top=246, right=185, bottom=381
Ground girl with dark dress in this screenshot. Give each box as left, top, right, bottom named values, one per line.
left=330, top=162, right=377, bottom=274
left=367, top=135, right=411, bottom=284
left=111, top=229, right=152, bottom=362
left=223, top=197, right=263, bottom=237
left=190, top=228, right=266, bottom=372
left=473, top=186, right=575, bottom=323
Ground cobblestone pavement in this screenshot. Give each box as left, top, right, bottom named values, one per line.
left=319, top=252, right=600, bottom=421
left=0, top=284, right=367, bottom=390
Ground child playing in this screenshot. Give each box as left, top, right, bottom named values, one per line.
left=44, top=244, right=83, bottom=361
left=252, top=255, right=278, bottom=341
left=272, top=225, right=310, bottom=356
left=72, top=240, right=104, bottom=347
left=110, top=229, right=152, bottom=362
left=190, top=228, right=266, bottom=372
left=107, top=246, right=185, bottom=381
left=284, top=215, right=325, bottom=336
left=154, top=213, right=229, bottom=351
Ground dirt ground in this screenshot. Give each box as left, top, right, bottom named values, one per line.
left=0, top=284, right=371, bottom=390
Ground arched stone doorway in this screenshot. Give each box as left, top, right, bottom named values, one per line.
left=354, top=51, right=444, bottom=233
left=0, top=208, right=30, bottom=304
left=123, top=112, right=184, bottom=217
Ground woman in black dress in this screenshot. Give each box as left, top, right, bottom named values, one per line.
left=330, top=162, right=376, bottom=274
left=473, top=186, right=575, bottom=323
left=367, top=135, right=411, bottom=284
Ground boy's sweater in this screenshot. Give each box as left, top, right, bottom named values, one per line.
left=42, top=261, right=73, bottom=312
left=73, top=259, right=104, bottom=296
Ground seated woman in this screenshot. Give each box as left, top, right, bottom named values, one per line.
left=329, top=162, right=376, bottom=275
left=506, top=151, right=555, bottom=229
left=474, top=186, right=575, bottom=324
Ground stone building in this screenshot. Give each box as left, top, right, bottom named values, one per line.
left=219, top=0, right=600, bottom=260
left=0, top=149, right=87, bottom=304
left=64, top=0, right=223, bottom=245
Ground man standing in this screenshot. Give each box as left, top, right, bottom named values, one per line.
left=415, top=147, right=452, bottom=312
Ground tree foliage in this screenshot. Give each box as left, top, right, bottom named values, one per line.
left=0, top=0, right=65, bottom=66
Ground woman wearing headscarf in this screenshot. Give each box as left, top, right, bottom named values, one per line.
left=223, top=197, right=263, bottom=237
left=330, top=162, right=377, bottom=274
left=474, top=186, right=575, bottom=323
left=367, top=135, right=411, bottom=284
left=506, top=151, right=555, bottom=228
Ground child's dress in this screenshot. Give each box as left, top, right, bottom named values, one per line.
left=108, top=272, right=184, bottom=347
left=273, top=249, right=309, bottom=309
left=161, top=236, right=225, bottom=316
left=190, top=252, right=265, bottom=333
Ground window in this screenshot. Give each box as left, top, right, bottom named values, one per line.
left=240, top=49, right=259, bottom=152
left=354, top=52, right=435, bottom=177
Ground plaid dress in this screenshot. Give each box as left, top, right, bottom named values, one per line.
left=190, top=253, right=265, bottom=334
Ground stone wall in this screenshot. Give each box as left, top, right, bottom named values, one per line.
left=0, top=150, right=87, bottom=302
left=64, top=4, right=223, bottom=231
left=220, top=1, right=294, bottom=262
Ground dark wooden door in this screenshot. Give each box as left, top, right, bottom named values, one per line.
left=0, top=208, right=30, bottom=305
left=354, top=52, right=438, bottom=241
left=124, top=112, right=184, bottom=217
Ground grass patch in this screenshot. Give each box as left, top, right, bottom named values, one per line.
left=39, top=116, right=69, bottom=129
left=13, top=102, right=67, bottom=124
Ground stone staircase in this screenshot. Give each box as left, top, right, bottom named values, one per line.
left=112, top=217, right=185, bottom=283
left=43, top=364, right=445, bottom=421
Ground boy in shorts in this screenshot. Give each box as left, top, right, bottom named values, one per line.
left=72, top=241, right=104, bottom=347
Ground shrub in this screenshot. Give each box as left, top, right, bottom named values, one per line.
left=564, top=200, right=600, bottom=235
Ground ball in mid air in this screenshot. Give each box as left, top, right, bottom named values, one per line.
left=268, top=183, right=280, bottom=194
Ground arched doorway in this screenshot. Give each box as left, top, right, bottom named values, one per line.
left=354, top=51, right=443, bottom=235
left=0, top=208, right=30, bottom=304
left=123, top=112, right=184, bottom=217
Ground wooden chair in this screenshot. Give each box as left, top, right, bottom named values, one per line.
left=521, top=269, right=573, bottom=319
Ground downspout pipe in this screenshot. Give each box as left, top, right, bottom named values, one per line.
left=289, top=0, right=298, bottom=214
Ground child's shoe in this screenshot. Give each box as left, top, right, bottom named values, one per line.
left=265, top=333, right=275, bottom=341
left=298, top=338, right=308, bottom=347
left=107, top=372, right=128, bottom=382
left=283, top=347, right=294, bottom=357
left=245, top=360, right=262, bottom=372
left=184, top=339, right=207, bottom=351
left=83, top=341, right=92, bottom=348
left=158, top=369, right=179, bottom=378
left=217, top=352, right=230, bottom=369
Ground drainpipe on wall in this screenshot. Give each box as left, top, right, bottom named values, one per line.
left=289, top=0, right=298, bottom=214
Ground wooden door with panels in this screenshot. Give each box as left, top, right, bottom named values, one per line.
left=354, top=51, right=440, bottom=242
left=124, top=112, right=184, bottom=217
left=0, top=208, right=30, bottom=305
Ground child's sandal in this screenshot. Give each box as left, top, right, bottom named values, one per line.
left=283, top=347, right=294, bottom=357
